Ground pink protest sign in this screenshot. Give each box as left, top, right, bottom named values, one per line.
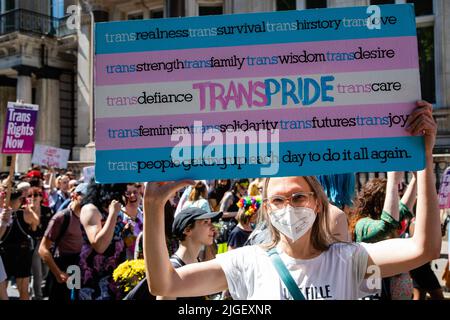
left=1, top=102, right=39, bottom=154
left=31, top=144, right=71, bottom=169
left=438, top=166, right=450, bottom=209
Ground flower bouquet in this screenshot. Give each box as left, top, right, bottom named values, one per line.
left=113, top=259, right=146, bottom=296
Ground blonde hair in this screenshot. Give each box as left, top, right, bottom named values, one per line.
left=56, top=175, right=69, bottom=187
left=248, top=179, right=262, bottom=196
left=189, top=181, right=207, bottom=202
left=262, top=176, right=335, bottom=251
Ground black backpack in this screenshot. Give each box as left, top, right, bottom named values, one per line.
left=123, top=254, right=186, bottom=300
left=123, top=277, right=155, bottom=300
left=442, top=214, right=450, bottom=237
left=215, top=218, right=237, bottom=244
left=52, top=209, right=72, bottom=256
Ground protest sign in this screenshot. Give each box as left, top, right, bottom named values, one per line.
left=1, top=101, right=38, bottom=206
left=1, top=101, right=38, bottom=154
left=94, top=4, right=424, bottom=183
left=438, top=167, right=450, bottom=209
left=31, top=144, right=70, bottom=169
left=83, top=165, right=95, bottom=182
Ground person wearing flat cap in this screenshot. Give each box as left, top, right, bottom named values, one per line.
left=157, top=207, right=222, bottom=300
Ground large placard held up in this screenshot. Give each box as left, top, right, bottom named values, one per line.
left=31, top=144, right=71, bottom=169
left=94, top=4, right=423, bottom=183
left=2, top=102, right=38, bottom=154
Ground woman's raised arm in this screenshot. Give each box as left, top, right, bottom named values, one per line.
left=365, top=101, right=441, bottom=278
left=143, top=181, right=228, bottom=297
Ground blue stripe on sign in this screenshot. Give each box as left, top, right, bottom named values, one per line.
left=94, top=136, right=424, bottom=183
left=95, top=4, right=416, bottom=54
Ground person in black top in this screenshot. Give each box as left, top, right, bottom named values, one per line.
left=157, top=207, right=222, bottom=300
left=25, top=180, right=53, bottom=300
left=208, top=179, right=231, bottom=212
left=216, top=180, right=249, bottom=251
left=219, top=179, right=249, bottom=216
left=0, top=188, right=37, bottom=300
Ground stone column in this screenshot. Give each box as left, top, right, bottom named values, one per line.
left=35, top=67, right=61, bottom=147
left=433, top=0, right=450, bottom=153
left=0, top=77, right=17, bottom=171
left=73, top=7, right=109, bottom=162
left=296, top=0, right=306, bottom=10
left=167, top=0, right=185, bottom=17
left=230, top=0, right=274, bottom=13
left=435, top=0, right=450, bottom=107
left=185, top=0, right=197, bottom=16
left=74, top=13, right=94, bottom=162
left=327, top=0, right=369, bottom=7
left=13, top=66, right=34, bottom=174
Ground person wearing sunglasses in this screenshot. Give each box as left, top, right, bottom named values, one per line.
left=142, top=101, right=441, bottom=300
left=121, top=183, right=144, bottom=260
left=25, top=182, right=53, bottom=300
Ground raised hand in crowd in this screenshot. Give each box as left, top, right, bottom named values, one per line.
left=364, top=100, right=440, bottom=278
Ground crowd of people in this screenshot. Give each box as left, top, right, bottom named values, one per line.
left=0, top=101, right=449, bottom=300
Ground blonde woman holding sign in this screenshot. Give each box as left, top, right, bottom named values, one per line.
left=143, top=101, right=440, bottom=300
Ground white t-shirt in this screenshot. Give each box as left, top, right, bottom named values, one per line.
left=216, top=242, right=373, bottom=300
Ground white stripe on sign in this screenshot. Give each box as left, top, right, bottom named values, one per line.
left=95, top=68, right=420, bottom=119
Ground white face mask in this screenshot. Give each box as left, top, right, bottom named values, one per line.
left=269, top=205, right=316, bottom=242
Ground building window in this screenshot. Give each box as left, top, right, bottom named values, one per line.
left=4, top=0, right=15, bottom=11
left=417, top=26, right=435, bottom=104
left=128, top=11, right=144, bottom=20
left=407, top=0, right=433, bottom=16
left=276, top=0, right=296, bottom=11
left=150, top=9, right=164, bottom=18
left=370, top=0, right=395, bottom=4
left=306, top=0, right=326, bottom=9
left=199, top=5, right=223, bottom=16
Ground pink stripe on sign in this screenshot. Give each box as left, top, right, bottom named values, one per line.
left=96, top=103, right=415, bottom=150
left=95, top=37, right=418, bottom=86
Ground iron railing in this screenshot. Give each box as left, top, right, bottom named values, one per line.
left=0, top=9, right=76, bottom=37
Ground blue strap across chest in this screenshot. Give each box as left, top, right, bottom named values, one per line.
left=267, top=248, right=306, bottom=300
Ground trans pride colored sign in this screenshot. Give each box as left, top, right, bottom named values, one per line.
left=438, top=167, right=450, bottom=209
left=94, top=4, right=424, bottom=183
left=2, top=102, right=38, bottom=154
